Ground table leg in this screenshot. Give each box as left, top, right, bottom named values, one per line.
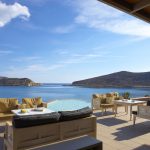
left=125, top=105, right=128, bottom=114
left=130, top=105, right=132, bottom=121
left=126, top=105, right=128, bottom=114
left=101, top=108, right=104, bottom=115
left=114, top=104, right=117, bottom=117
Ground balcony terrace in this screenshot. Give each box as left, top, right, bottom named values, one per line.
left=0, top=106, right=150, bottom=150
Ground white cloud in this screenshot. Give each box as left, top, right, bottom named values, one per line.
left=25, top=65, right=49, bottom=72
left=0, top=1, right=30, bottom=27
left=0, top=50, right=110, bottom=76
left=24, top=64, right=64, bottom=72
left=59, top=51, right=109, bottom=64
left=72, top=0, right=150, bottom=38
left=0, top=63, right=66, bottom=82
left=54, top=49, right=69, bottom=55
left=3, top=64, right=64, bottom=75
left=0, top=49, right=126, bottom=80
left=52, top=25, right=75, bottom=34
left=13, top=56, right=41, bottom=62
left=0, top=50, right=12, bottom=55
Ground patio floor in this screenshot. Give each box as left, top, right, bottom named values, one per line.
left=0, top=106, right=150, bottom=150
left=95, top=107, right=150, bottom=150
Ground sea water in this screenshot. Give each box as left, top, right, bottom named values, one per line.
left=0, top=84, right=149, bottom=110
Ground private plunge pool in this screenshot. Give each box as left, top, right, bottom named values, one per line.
left=47, top=99, right=91, bottom=111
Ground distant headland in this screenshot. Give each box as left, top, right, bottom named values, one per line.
left=72, top=71, right=150, bottom=88
left=0, top=77, right=40, bottom=86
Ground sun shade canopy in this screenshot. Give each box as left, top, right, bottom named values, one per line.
left=98, top=0, right=150, bottom=23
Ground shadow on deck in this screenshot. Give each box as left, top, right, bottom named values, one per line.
left=0, top=137, right=4, bottom=150
left=134, top=145, right=150, bottom=150
left=97, top=117, right=127, bottom=126
left=93, top=111, right=114, bottom=117
left=0, top=126, right=5, bottom=133
left=0, top=125, right=4, bottom=149
left=112, top=121, right=150, bottom=141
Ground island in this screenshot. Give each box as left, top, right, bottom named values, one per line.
left=72, top=71, right=150, bottom=88
left=0, top=77, right=40, bottom=86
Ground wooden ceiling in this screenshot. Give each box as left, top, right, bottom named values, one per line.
left=98, top=0, right=150, bottom=23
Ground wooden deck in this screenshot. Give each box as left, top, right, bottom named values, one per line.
left=95, top=106, right=150, bottom=150
left=0, top=106, right=150, bottom=150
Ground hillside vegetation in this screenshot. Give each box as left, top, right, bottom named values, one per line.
left=0, top=77, right=40, bottom=86
left=72, top=71, right=150, bottom=88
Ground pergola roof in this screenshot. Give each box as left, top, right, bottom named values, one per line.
left=98, top=0, right=150, bottom=23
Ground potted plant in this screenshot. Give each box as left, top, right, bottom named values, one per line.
left=122, top=92, right=130, bottom=99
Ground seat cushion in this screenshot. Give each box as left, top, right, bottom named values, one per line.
left=101, top=98, right=106, bottom=104
left=106, top=97, right=114, bottom=104
left=12, top=112, right=60, bottom=128
left=35, top=97, right=43, bottom=106
left=59, top=107, right=92, bottom=121
left=106, top=93, right=114, bottom=97
left=100, top=104, right=114, bottom=108
left=0, top=98, right=18, bottom=113
left=92, top=94, right=100, bottom=98
left=22, top=97, right=43, bottom=108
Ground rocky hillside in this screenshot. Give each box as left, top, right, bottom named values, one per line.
left=0, top=77, right=40, bottom=86
left=72, top=71, right=150, bottom=88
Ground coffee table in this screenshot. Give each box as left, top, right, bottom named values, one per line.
left=12, top=108, right=54, bottom=116
left=114, top=99, right=146, bottom=120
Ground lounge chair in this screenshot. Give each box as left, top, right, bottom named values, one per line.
left=0, top=98, right=18, bottom=120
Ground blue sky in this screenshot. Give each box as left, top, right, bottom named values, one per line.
left=0, top=0, right=150, bottom=83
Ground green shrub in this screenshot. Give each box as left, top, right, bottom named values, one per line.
left=122, top=92, right=130, bottom=99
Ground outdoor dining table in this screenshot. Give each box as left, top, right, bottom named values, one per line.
left=114, top=99, right=146, bottom=120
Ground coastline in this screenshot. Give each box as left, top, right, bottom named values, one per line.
left=71, top=84, right=150, bottom=89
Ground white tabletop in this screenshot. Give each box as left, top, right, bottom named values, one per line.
left=12, top=108, right=54, bottom=116
left=114, top=99, right=146, bottom=105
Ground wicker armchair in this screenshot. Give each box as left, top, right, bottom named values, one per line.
left=133, top=105, right=150, bottom=125
left=92, top=92, right=121, bottom=114
left=0, top=98, right=19, bottom=120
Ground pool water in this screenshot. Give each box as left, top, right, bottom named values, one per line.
left=47, top=99, right=91, bottom=111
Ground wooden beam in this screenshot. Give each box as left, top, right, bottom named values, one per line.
left=134, top=11, right=150, bottom=23
left=98, top=0, right=133, bottom=11
left=98, top=0, right=150, bottom=23
left=131, top=0, right=150, bottom=13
